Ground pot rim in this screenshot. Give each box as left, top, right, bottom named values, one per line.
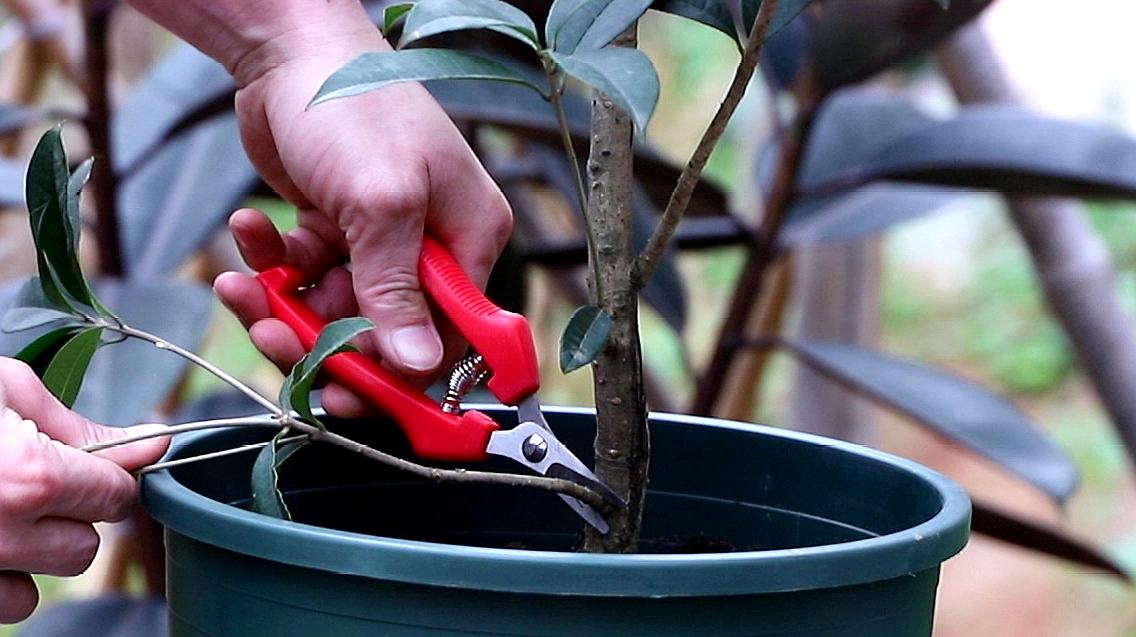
left=142, top=406, right=971, bottom=597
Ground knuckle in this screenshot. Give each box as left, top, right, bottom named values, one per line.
left=349, top=176, right=427, bottom=220
left=355, top=266, right=427, bottom=315
left=6, top=454, right=60, bottom=515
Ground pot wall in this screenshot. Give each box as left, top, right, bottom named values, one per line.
left=144, top=407, right=970, bottom=636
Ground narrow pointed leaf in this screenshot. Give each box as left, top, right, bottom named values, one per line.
left=779, top=339, right=1079, bottom=502
left=26, top=128, right=95, bottom=308
left=251, top=433, right=307, bottom=520
left=0, top=307, right=79, bottom=333
left=42, top=328, right=103, bottom=407
left=312, top=50, right=546, bottom=107
left=120, top=114, right=258, bottom=277
left=281, top=317, right=374, bottom=422
left=560, top=305, right=613, bottom=373
left=973, top=500, right=1130, bottom=580
left=384, top=2, right=415, bottom=34
left=65, top=158, right=93, bottom=253
left=551, top=49, right=659, bottom=132
left=811, top=0, right=994, bottom=90
left=782, top=184, right=964, bottom=246
left=575, top=0, right=655, bottom=53
left=398, top=0, right=539, bottom=49
left=803, top=105, right=1136, bottom=199
left=15, top=327, right=82, bottom=375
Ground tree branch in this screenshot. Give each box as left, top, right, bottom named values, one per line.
left=633, top=0, right=780, bottom=287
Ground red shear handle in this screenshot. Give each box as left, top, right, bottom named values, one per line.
left=419, top=237, right=540, bottom=405
left=257, top=266, right=498, bottom=462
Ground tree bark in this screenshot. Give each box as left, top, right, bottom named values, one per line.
left=583, top=28, right=649, bottom=553
left=937, top=24, right=1136, bottom=463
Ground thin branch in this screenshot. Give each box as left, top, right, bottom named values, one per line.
left=135, top=435, right=308, bottom=475
left=633, top=0, right=781, bottom=288
left=98, top=320, right=284, bottom=417
left=303, top=422, right=607, bottom=510
left=82, top=416, right=282, bottom=453
left=86, top=321, right=607, bottom=509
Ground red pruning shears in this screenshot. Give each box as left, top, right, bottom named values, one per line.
left=256, top=237, right=621, bottom=533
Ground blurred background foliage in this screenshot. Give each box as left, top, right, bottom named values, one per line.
left=2, top=0, right=1136, bottom=635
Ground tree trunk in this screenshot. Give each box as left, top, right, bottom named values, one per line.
left=582, top=28, right=650, bottom=553
left=787, top=240, right=879, bottom=442
left=937, top=24, right=1136, bottom=464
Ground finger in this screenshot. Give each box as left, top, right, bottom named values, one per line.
left=318, top=383, right=379, bottom=419
left=0, top=360, right=167, bottom=467
left=0, top=429, right=141, bottom=523
left=229, top=208, right=342, bottom=276
left=425, top=156, right=513, bottom=291
left=248, top=319, right=308, bottom=373
left=0, top=519, right=99, bottom=576
left=344, top=208, right=443, bottom=377
left=0, top=572, right=37, bottom=624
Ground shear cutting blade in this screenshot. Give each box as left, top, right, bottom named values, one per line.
left=485, top=402, right=623, bottom=534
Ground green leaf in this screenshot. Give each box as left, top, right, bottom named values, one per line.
left=280, top=317, right=374, bottom=422
left=653, top=0, right=738, bottom=42
left=548, top=0, right=653, bottom=53
left=65, top=158, right=93, bottom=254
left=311, top=50, right=547, bottom=107
left=934, top=0, right=950, bottom=7
left=0, top=307, right=79, bottom=333
left=398, top=0, right=539, bottom=50
left=779, top=339, right=1078, bottom=502
left=559, top=305, right=612, bottom=373
left=41, top=327, right=103, bottom=407
left=384, top=2, right=415, bottom=34
left=251, top=432, right=307, bottom=520
left=15, top=326, right=82, bottom=374
left=550, top=49, right=659, bottom=132
left=26, top=128, right=95, bottom=309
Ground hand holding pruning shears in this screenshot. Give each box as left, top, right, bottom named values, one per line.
left=217, top=217, right=622, bottom=531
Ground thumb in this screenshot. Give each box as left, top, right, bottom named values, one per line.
left=82, top=423, right=171, bottom=471
left=0, top=358, right=169, bottom=470
left=345, top=210, right=444, bottom=377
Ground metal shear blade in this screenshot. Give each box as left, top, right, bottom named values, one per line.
left=485, top=398, right=623, bottom=533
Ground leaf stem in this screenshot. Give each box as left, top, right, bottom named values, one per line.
left=633, top=0, right=781, bottom=287
left=98, top=320, right=283, bottom=417
left=543, top=54, right=604, bottom=299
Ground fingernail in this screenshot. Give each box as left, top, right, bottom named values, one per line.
left=391, top=326, right=443, bottom=372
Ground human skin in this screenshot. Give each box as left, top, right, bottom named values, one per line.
left=0, top=359, right=168, bottom=623
left=127, top=0, right=514, bottom=413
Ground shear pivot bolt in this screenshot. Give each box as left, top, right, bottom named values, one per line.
left=522, top=433, right=548, bottom=463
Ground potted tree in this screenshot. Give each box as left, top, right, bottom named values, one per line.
left=4, top=0, right=974, bottom=634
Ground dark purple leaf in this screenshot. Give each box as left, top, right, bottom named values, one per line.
left=779, top=339, right=1078, bottom=503
left=973, top=499, right=1130, bottom=581
left=811, top=0, right=995, bottom=91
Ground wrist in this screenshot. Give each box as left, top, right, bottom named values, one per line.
left=225, top=1, right=391, bottom=87
left=129, top=0, right=390, bottom=88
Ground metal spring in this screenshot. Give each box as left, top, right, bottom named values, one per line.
left=441, top=354, right=489, bottom=414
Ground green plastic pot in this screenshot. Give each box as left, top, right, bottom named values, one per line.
left=142, top=407, right=970, bottom=637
